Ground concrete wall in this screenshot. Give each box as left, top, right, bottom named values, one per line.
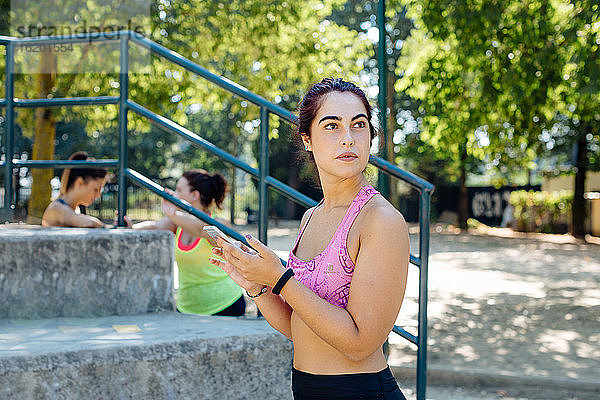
left=0, top=228, right=174, bottom=319
left=0, top=313, right=294, bottom=400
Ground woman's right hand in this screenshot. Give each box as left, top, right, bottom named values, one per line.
left=161, top=188, right=181, bottom=217
left=210, top=245, right=265, bottom=294
left=210, top=235, right=284, bottom=290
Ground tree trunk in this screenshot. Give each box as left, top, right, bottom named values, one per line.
left=27, top=51, right=57, bottom=224
left=571, top=134, right=587, bottom=238
left=458, top=142, right=468, bottom=229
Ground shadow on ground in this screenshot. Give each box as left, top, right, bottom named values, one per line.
left=391, top=233, right=600, bottom=383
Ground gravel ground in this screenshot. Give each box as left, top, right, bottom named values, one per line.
left=390, top=230, right=600, bottom=382
left=399, top=383, right=595, bottom=400
left=244, top=221, right=600, bottom=399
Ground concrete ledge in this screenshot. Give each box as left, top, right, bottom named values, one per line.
left=0, top=228, right=174, bottom=319
left=391, top=365, right=600, bottom=398
left=0, top=312, right=293, bottom=400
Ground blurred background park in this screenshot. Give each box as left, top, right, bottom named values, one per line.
left=0, top=0, right=598, bottom=239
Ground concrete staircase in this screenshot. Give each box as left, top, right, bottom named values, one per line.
left=0, top=228, right=292, bottom=400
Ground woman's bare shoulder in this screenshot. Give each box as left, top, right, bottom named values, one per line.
left=299, top=204, right=319, bottom=229
left=359, top=195, right=407, bottom=235
left=42, top=201, right=70, bottom=227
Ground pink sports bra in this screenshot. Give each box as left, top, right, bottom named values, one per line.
left=287, top=185, right=379, bottom=309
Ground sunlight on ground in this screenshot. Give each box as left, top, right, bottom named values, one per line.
left=575, top=289, right=600, bottom=306
left=538, top=330, right=580, bottom=354
left=404, top=252, right=548, bottom=300
left=453, top=344, right=479, bottom=362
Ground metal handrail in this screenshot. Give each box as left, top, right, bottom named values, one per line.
left=0, top=31, right=432, bottom=400
left=127, top=100, right=318, bottom=209
left=12, top=160, right=119, bottom=168
left=0, top=32, right=120, bottom=45
left=369, top=155, right=434, bottom=194
left=13, top=96, right=120, bottom=108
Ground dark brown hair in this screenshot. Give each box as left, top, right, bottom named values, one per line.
left=293, top=78, right=377, bottom=185
left=60, top=151, right=108, bottom=194
left=182, top=169, right=227, bottom=209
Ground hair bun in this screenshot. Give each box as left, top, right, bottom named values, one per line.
left=60, top=151, right=106, bottom=195
left=69, top=151, right=89, bottom=161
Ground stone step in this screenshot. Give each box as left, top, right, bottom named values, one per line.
left=0, top=312, right=293, bottom=399
left=0, top=228, right=174, bottom=319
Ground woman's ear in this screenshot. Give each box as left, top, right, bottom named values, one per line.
left=73, top=176, right=85, bottom=189
left=301, top=133, right=312, bottom=152
left=191, top=190, right=200, bottom=202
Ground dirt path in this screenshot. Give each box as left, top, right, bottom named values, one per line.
left=391, top=231, right=600, bottom=385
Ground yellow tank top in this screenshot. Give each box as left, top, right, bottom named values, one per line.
left=174, top=227, right=243, bottom=315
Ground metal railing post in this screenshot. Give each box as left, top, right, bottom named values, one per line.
left=416, top=190, right=431, bottom=400
left=258, top=107, right=269, bottom=244
left=117, top=34, right=129, bottom=226
left=2, top=42, right=15, bottom=220
left=377, top=0, right=389, bottom=198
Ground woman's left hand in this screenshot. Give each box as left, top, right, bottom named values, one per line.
left=210, top=234, right=284, bottom=288
left=161, top=198, right=177, bottom=217
left=113, top=211, right=132, bottom=228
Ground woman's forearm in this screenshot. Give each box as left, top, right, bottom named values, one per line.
left=132, top=220, right=158, bottom=230
left=253, top=292, right=293, bottom=339
left=279, top=279, right=370, bottom=361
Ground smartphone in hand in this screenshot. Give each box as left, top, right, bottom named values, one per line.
left=203, top=225, right=237, bottom=245
left=203, top=225, right=258, bottom=255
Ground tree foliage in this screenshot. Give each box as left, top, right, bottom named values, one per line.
left=1, top=0, right=370, bottom=220
left=397, top=0, right=599, bottom=232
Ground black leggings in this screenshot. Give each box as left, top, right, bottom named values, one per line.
left=176, top=295, right=246, bottom=316
left=292, top=367, right=406, bottom=400
left=213, top=295, right=246, bottom=316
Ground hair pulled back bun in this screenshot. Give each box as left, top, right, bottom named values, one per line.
left=182, top=169, right=228, bottom=209
left=60, top=151, right=108, bottom=194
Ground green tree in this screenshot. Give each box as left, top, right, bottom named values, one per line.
left=397, top=0, right=569, bottom=228
left=402, top=0, right=598, bottom=235
left=547, top=1, right=600, bottom=237
left=396, top=17, right=491, bottom=227
left=2, top=0, right=370, bottom=222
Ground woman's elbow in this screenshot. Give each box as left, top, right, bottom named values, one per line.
left=342, top=343, right=378, bottom=362
left=83, top=219, right=104, bottom=228
left=341, top=331, right=390, bottom=362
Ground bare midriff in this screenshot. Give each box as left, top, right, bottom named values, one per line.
left=287, top=185, right=389, bottom=374
left=290, top=311, right=388, bottom=374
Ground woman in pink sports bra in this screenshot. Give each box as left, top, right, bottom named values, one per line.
left=210, top=78, right=409, bottom=399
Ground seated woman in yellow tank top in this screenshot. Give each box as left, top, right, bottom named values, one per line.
left=124, top=169, right=245, bottom=316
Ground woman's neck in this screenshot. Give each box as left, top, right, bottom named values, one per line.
left=191, top=201, right=210, bottom=215
left=59, top=193, right=79, bottom=210
left=319, top=174, right=370, bottom=212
